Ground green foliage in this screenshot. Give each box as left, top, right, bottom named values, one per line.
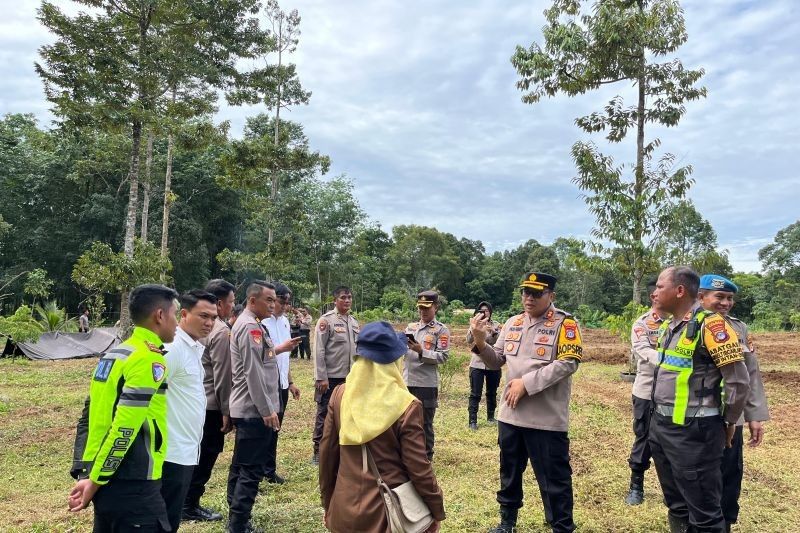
left=439, top=352, right=469, bottom=394
left=574, top=304, right=608, bottom=328
left=605, top=302, right=650, bottom=344
left=513, top=0, right=706, bottom=302
left=0, top=306, right=42, bottom=343
left=23, top=269, right=54, bottom=303
left=34, top=301, right=78, bottom=333
left=72, top=239, right=173, bottom=295
left=751, top=302, right=785, bottom=332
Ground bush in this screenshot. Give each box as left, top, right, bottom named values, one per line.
left=574, top=304, right=608, bottom=328
left=439, top=352, right=469, bottom=393
left=605, top=301, right=649, bottom=373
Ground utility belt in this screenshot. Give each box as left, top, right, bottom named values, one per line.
left=654, top=404, right=720, bottom=418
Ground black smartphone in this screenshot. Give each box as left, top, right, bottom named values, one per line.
left=405, top=333, right=416, bottom=342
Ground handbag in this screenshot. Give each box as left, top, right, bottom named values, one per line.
left=361, top=444, right=434, bottom=533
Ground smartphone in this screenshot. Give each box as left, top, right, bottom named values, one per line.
left=405, top=333, right=416, bottom=342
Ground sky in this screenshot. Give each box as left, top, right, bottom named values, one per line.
left=2, top=0, right=798, bottom=273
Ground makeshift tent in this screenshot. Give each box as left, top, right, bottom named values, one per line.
left=9, top=327, right=120, bottom=360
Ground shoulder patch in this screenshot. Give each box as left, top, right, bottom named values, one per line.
left=152, top=362, right=166, bottom=382
left=93, top=358, right=115, bottom=382
left=318, top=320, right=328, bottom=333
left=557, top=318, right=583, bottom=361
left=249, top=329, right=263, bottom=345
left=438, top=334, right=449, bottom=350
left=703, top=315, right=743, bottom=367
left=145, top=341, right=165, bottom=354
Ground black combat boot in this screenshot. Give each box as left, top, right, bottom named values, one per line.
left=667, top=513, right=689, bottom=533
left=624, top=471, right=644, bottom=505
left=488, top=506, right=518, bottom=533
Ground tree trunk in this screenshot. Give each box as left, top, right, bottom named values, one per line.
left=119, top=119, right=143, bottom=331
left=268, top=15, right=284, bottom=246
left=632, top=18, right=647, bottom=305
left=160, top=131, right=174, bottom=276
left=140, top=129, right=153, bottom=241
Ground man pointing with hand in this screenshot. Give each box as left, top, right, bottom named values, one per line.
left=470, top=272, right=582, bottom=533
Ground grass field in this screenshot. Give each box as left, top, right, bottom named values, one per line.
left=1, top=328, right=799, bottom=532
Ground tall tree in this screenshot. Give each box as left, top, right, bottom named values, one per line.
left=37, top=0, right=270, bottom=328
left=512, top=0, right=706, bottom=302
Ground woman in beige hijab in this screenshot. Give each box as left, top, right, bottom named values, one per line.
left=319, top=321, right=445, bottom=533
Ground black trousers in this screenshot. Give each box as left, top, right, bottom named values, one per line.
left=185, top=409, right=226, bottom=508
left=496, top=422, right=575, bottom=533
left=264, top=387, right=288, bottom=478
left=468, top=367, right=501, bottom=424
left=649, top=412, right=726, bottom=532
left=161, top=461, right=194, bottom=532
left=290, top=327, right=301, bottom=357
left=407, top=386, right=438, bottom=460
left=299, top=330, right=311, bottom=359
left=628, top=396, right=653, bottom=474
left=93, top=479, right=169, bottom=532
left=721, top=425, right=745, bottom=525
left=227, top=418, right=275, bottom=532
left=313, top=377, right=346, bottom=454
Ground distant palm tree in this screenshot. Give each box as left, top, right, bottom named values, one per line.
left=34, top=301, right=78, bottom=333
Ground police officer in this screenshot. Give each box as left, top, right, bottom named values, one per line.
left=698, top=274, right=769, bottom=532
left=404, top=290, right=451, bottom=460
left=226, top=281, right=280, bottom=533
left=183, top=279, right=236, bottom=522
left=311, top=285, right=360, bottom=465
left=69, top=284, right=179, bottom=532
left=466, top=300, right=501, bottom=430
left=470, top=272, right=582, bottom=533
left=649, top=266, right=750, bottom=533
left=625, top=280, right=665, bottom=505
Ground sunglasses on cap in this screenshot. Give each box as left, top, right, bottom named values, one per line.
left=521, top=288, right=550, bottom=299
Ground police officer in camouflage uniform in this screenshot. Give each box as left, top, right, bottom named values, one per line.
left=649, top=266, right=750, bottom=533
left=470, top=272, right=583, bottom=533
left=625, top=280, right=666, bottom=505
left=698, top=274, right=769, bottom=533
left=311, top=286, right=360, bottom=465
left=69, top=284, right=179, bottom=532
left=226, top=281, right=280, bottom=533
left=404, top=290, right=451, bottom=461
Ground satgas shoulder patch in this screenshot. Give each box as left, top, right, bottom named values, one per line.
left=249, top=328, right=263, bottom=345
left=556, top=318, right=583, bottom=361
left=703, top=314, right=743, bottom=367
left=152, top=362, right=166, bottom=382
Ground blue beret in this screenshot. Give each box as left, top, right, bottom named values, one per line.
left=700, top=274, right=738, bottom=293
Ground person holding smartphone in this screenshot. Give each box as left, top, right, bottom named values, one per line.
left=466, top=301, right=502, bottom=430
left=262, top=283, right=303, bottom=484
left=404, top=290, right=450, bottom=461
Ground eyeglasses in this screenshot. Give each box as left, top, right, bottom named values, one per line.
left=521, top=288, right=550, bottom=299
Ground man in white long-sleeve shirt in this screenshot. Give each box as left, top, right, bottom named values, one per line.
left=261, top=283, right=301, bottom=484
left=161, top=290, right=218, bottom=532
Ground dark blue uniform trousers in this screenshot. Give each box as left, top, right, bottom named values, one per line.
left=497, top=421, right=575, bottom=533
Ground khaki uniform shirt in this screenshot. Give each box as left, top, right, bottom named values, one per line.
left=729, top=317, right=770, bottom=425
left=467, top=320, right=501, bottom=370
left=201, top=317, right=232, bottom=415
left=631, top=310, right=666, bottom=400
left=229, top=308, right=280, bottom=418
left=472, top=305, right=582, bottom=432
left=314, top=310, right=360, bottom=381
left=652, top=304, right=750, bottom=425
left=404, top=320, right=451, bottom=388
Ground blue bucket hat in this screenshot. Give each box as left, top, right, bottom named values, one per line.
left=356, top=321, right=408, bottom=364
left=700, top=274, right=738, bottom=293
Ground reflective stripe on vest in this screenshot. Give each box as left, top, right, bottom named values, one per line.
left=656, top=311, right=711, bottom=425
